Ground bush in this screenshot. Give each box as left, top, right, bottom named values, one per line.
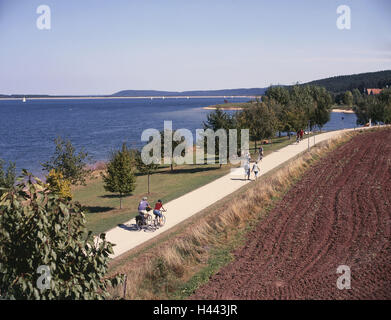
left=0, top=171, right=123, bottom=299
left=46, top=169, right=72, bottom=200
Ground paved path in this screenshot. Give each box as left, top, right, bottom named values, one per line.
left=105, top=128, right=358, bottom=259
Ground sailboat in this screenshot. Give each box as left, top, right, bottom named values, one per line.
left=22, top=96, right=26, bottom=102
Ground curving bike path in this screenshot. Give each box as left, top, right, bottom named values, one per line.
left=105, top=127, right=365, bottom=259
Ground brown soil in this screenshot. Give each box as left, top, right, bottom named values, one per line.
left=191, top=129, right=391, bottom=300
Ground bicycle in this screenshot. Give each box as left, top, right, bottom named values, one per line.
left=135, top=209, right=153, bottom=231
left=152, top=209, right=167, bottom=228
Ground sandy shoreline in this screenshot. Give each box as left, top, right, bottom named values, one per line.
left=331, top=108, right=355, bottom=113
left=203, top=106, right=355, bottom=113
left=203, top=106, right=244, bottom=111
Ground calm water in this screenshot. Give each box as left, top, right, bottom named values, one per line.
left=0, top=98, right=357, bottom=176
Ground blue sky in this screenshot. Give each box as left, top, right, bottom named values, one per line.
left=0, top=0, right=390, bottom=95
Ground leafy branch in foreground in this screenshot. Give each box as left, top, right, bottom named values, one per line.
left=0, top=170, right=123, bottom=300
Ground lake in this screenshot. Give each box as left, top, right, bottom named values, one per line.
left=0, top=98, right=358, bottom=176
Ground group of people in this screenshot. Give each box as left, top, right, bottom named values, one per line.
left=137, top=197, right=166, bottom=226
left=243, top=146, right=263, bottom=181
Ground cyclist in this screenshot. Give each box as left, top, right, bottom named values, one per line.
left=138, top=196, right=151, bottom=225
left=153, top=199, right=166, bottom=225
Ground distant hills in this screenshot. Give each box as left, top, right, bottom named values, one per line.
left=1, top=70, right=390, bottom=98
left=112, top=70, right=391, bottom=97
left=111, top=88, right=268, bottom=97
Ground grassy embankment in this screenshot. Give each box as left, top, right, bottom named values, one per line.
left=73, top=134, right=319, bottom=235
left=106, top=129, right=362, bottom=299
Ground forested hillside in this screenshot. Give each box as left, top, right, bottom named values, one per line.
left=302, top=70, right=391, bottom=93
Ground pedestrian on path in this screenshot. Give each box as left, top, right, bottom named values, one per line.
left=244, top=161, right=250, bottom=180
left=245, top=151, right=251, bottom=163
left=252, top=162, right=260, bottom=180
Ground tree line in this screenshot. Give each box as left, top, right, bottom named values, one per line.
left=344, top=88, right=391, bottom=125
left=204, top=85, right=334, bottom=152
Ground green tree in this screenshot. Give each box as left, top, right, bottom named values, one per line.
left=265, top=86, right=290, bottom=106
left=160, top=129, right=185, bottom=172
left=343, top=90, right=354, bottom=108
left=379, top=88, right=391, bottom=124
left=310, top=86, right=333, bottom=131
left=203, top=108, right=234, bottom=132
left=352, top=88, right=364, bottom=106
left=0, top=171, right=123, bottom=299
left=101, top=143, right=136, bottom=209
left=42, top=137, right=91, bottom=186
left=285, top=105, right=308, bottom=132
left=290, top=85, right=316, bottom=130
left=133, top=149, right=159, bottom=194
left=203, top=108, right=235, bottom=167
left=237, top=100, right=277, bottom=149
left=0, top=159, right=15, bottom=197
left=353, top=95, right=383, bottom=125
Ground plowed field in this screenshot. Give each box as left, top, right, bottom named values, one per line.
left=192, top=129, right=391, bottom=299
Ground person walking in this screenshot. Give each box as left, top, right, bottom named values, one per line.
left=300, top=129, right=304, bottom=140
left=244, top=161, right=251, bottom=180
left=258, top=146, right=264, bottom=162
left=252, top=162, right=260, bottom=180
left=245, top=151, right=251, bottom=163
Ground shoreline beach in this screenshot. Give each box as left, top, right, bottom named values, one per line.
left=203, top=106, right=355, bottom=113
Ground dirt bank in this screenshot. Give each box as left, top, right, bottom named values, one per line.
left=191, top=128, right=391, bottom=299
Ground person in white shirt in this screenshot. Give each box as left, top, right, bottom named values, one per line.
left=244, top=161, right=250, bottom=180
left=252, top=162, right=260, bottom=180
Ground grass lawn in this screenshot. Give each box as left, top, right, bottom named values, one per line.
left=73, top=163, right=231, bottom=235
left=73, top=133, right=320, bottom=235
